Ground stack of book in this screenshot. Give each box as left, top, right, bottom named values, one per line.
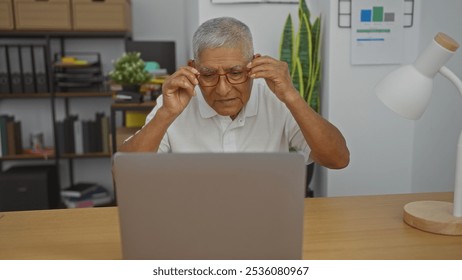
left=56, top=112, right=110, bottom=155
left=61, top=182, right=112, bottom=208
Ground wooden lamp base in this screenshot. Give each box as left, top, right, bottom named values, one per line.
left=403, top=201, right=462, bottom=235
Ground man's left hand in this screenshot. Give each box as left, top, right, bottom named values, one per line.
left=247, top=54, right=298, bottom=103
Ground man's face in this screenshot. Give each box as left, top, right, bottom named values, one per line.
left=193, top=47, right=253, bottom=119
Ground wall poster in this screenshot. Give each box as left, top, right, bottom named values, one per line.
left=351, top=0, right=405, bottom=65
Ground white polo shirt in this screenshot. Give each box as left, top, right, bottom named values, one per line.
left=144, top=79, right=311, bottom=161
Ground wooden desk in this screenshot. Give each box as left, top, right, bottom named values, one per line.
left=0, top=192, right=461, bottom=260
left=303, top=192, right=461, bottom=259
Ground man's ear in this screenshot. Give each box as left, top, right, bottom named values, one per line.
left=188, top=59, right=195, bottom=67
left=253, top=53, right=261, bottom=59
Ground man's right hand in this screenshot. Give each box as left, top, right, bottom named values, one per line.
left=160, top=66, right=199, bottom=118
left=118, top=66, right=199, bottom=153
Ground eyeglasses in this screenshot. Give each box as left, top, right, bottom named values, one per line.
left=197, top=69, right=249, bottom=87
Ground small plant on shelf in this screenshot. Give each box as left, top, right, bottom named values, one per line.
left=109, top=52, right=152, bottom=91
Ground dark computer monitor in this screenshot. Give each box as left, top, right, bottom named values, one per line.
left=125, top=40, right=176, bottom=75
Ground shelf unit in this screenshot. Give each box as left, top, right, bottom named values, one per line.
left=0, top=31, right=129, bottom=208
left=110, top=101, right=156, bottom=154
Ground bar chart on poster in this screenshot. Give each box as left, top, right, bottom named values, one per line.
left=351, top=0, right=405, bottom=65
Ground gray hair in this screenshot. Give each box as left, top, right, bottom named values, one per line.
left=193, top=17, right=254, bottom=62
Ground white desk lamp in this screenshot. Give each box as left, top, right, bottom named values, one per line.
left=375, top=32, right=462, bottom=235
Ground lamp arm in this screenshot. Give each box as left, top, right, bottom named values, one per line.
left=438, top=66, right=462, bottom=217
left=455, top=130, right=462, bottom=217
left=438, top=66, right=462, bottom=97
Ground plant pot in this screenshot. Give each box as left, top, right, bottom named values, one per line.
left=122, top=84, right=141, bottom=93
left=305, top=163, right=315, bottom=198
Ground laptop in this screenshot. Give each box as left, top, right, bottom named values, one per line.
left=112, top=152, right=306, bottom=260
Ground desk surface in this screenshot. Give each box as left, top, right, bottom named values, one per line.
left=0, top=192, right=461, bottom=260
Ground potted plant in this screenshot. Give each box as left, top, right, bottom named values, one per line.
left=280, top=0, right=321, bottom=110
left=279, top=0, right=321, bottom=197
left=109, top=52, right=152, bottom=93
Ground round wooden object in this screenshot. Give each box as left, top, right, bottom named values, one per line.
left=403, top=201, right=462, bottom=235
left=435, top=32, right=459, bottom=52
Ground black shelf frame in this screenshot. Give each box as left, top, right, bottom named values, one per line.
left=1, top=31, right=128, bottom=194
left=0, top=31, right=131, bottom=38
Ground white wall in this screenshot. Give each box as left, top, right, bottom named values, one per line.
left=411, top=0, right=462, bottom=193
left=132, top=0, right=188, bottom=67
left=318, top=0, right=422, bottom=196
left=320, top=0, right=462, bottom=197
left=194, top=0, right=302, bottom=58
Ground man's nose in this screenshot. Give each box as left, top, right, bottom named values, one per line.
left=215, top=75, right=232, bottom=96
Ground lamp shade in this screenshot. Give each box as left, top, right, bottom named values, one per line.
left=375, top=33, right=459, bottom=120
left=376, top=65, right=433, bottom=120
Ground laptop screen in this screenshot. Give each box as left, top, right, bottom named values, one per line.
left=113, top=152, right=306, bottom=260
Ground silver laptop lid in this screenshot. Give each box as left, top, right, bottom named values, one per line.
left=113, top=152, right=306, bottom=260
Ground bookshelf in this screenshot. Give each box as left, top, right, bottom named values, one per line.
left=0, top=32, right=128, bottom=210
left=0, top=0, right=133, bottom=210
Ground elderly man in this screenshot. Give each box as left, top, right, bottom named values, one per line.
left=119, top=17, right=349, bottom=169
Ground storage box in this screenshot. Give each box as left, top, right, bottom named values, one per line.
left=72, top=0, right=131, bottom=31
left=125, top=110, right=148, bottom=128
left=0, top=165, right=59, bottom=211
left=14, top=0, right=71, bottom=30
left=0, top=0, right=14, bottom=30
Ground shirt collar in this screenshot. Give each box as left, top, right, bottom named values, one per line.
left=196, top=81, right=259, bottom=119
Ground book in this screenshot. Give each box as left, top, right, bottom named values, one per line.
left=81, top=120, right=91, bottom=153
left=63, top=194, right=112, bottom=208
left=61, top=182, right=101, bottom=198
left=88, top=120, right=97, bottom=153
left=65, top=185, right=109, bottom=201
left=62, top=185, right=112, bottom=208
left=13, top=121, right=23, bottom=154
left=56, top=121, right=66, bottom=154
left=64, top=115, right=77, bottom=153
left=0, top=124, right=2, bottom=157
left=0, top=115, right=14, bottom=156
left=6, top=120, right=22, bottom=155
left=6, top=120, right=15, bottom=155
left=74, top=120, right=84, bottom=154
left=101, top=115, right=110, bottom=154
left=94, top=112, right=104, bottom=152
left=56, top=115, right=78, bottom=154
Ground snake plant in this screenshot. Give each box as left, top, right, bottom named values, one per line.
left=279, top=0, right=321, bottom=112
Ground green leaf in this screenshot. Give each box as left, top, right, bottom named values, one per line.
left=310, top=78, right=320, bottom=112
left=279, top=14, right=294, bottom=73
left=296, top=13, right=312, bottom=101
left=299, top=0, right=310, bottom=25
left=311, top=17, right=321, bottom=76
left=306, top=16, right=321, bottom=110
left=308, top=61, right=321, bottom=112
left=292, top=58, right=304, bottom=99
